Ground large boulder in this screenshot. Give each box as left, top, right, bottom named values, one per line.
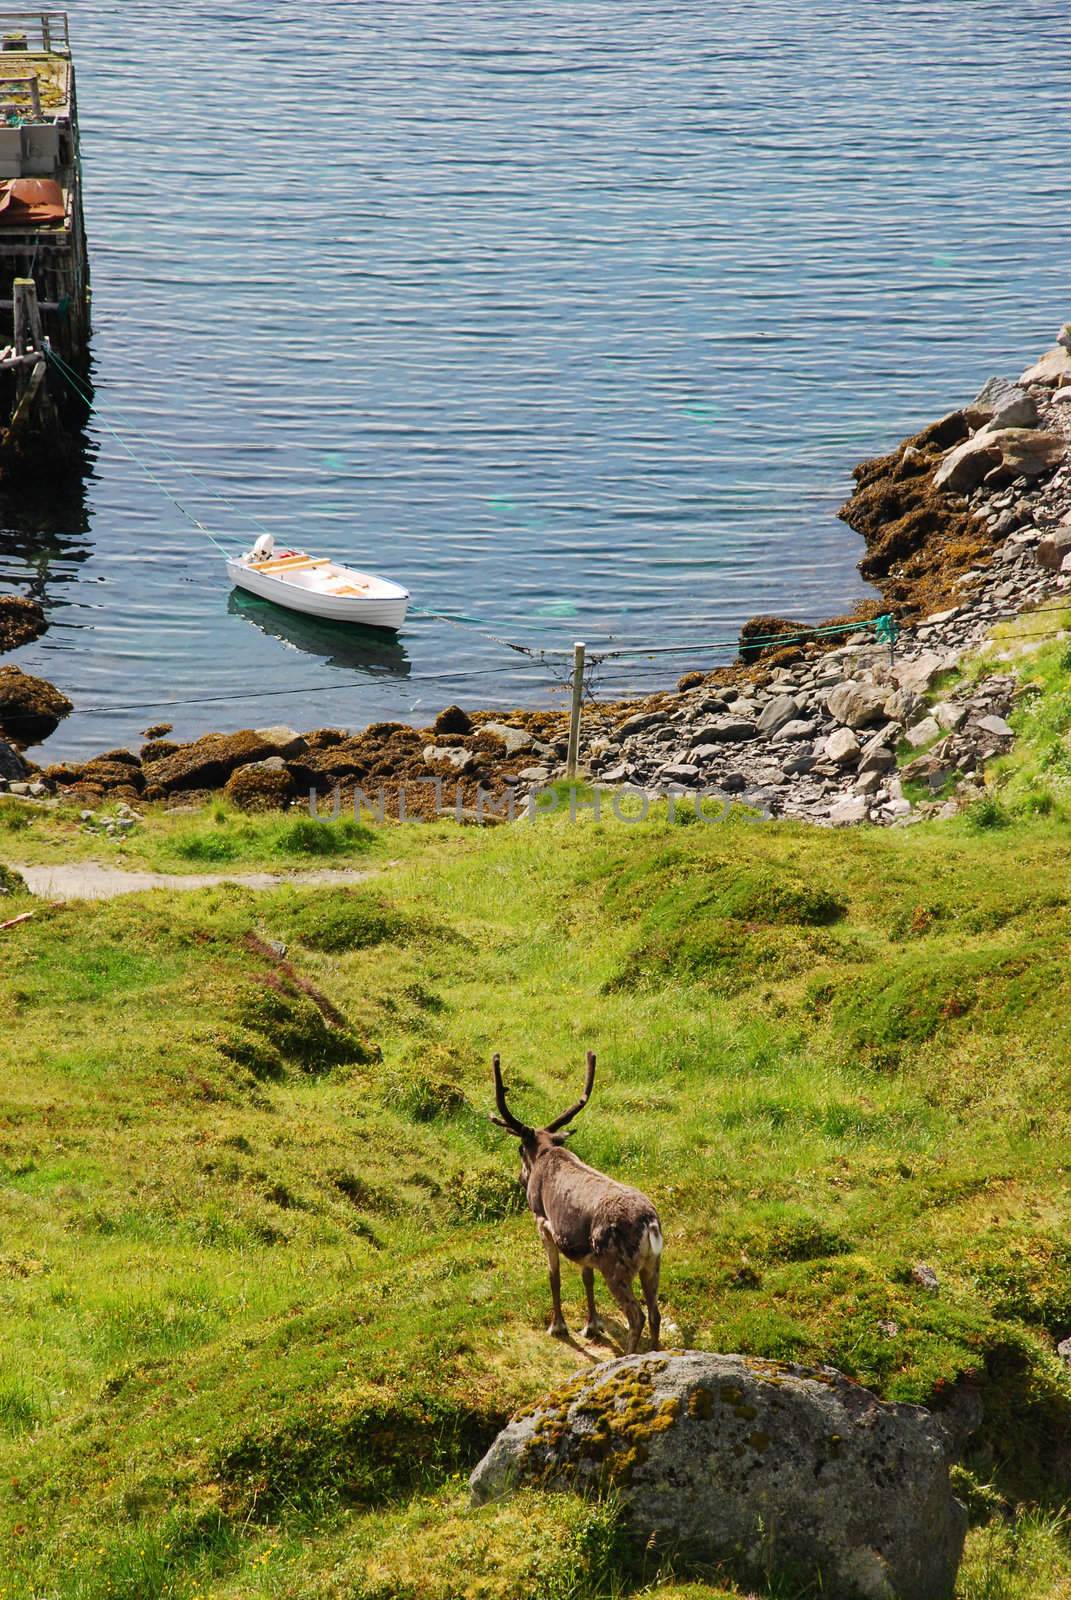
left=892, top=651, right=950, bottom=697
left=141, top=730, right=273, bottom=793
left=933, top=428, right=1065, bottom=493
left=966, top=379, right=1038, bottom=432
left=0, top=594, right=46, bottom=654
left=0, top=666, right=72, bottom=747
left=1037, top=523, right=1071, bottom=572
left=826, top=681, right=887, bottom=730
left=470, top=1352, right=966, bottom=1600
left=1020, top=346, right=1071, bottom=387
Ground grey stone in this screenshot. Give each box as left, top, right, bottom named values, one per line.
left=599, top=764, right=631, bottom=784
left=934, top=433, right=1003, bottom=493
left=858, top=740, right=895, bottom=774
left=853, top=770, right=883, bottom=796
left=970, top=376, right=1019, bottom=414
left=756, top=694, right=800, bottom=735
left=661, top=763, right=700, bottom=782
left=254, top=725, right=308, bottom=759
left=1057, top=1336, right=1071, bottom=1368
left=984, top=428, right=1066, bottom=485
left=912, top=1263, right=940, bottom=1292
left=825, top=727, right=861, bottom=767
left=883, top=686, right=920, bottom=723
left=481, top=721, right=534, bottom=755
left=906, top=716, right=941, bottom=748
left=974, top=387, right=1039, bottom=433
left=829, top=794, right=870, bottom=824
left=618, top=711, right=667, bottom=737
left=892, top=652, right=950, bottom=696
left=1020, top=346, right=1071, bottom=387
left=689, top=717, right=758, bottom=743
left=773, top=719, right=818, bottom=742
left=932, top=701, right=968, bottom=733
left=1036, top=525, right=1071, bottom=571
left=827, top=680, right=887, bottom=730
left=470, top=1352, right=965, bottom=1600
left=782, top=751, right=817, bottom=775
left=934, top=427, right=1064, bottom=493
left=424, top=744, right=477, bottom=773
left=975, top=714, right=1013, bottom=738
left=517, top=765, right=550, bottom=782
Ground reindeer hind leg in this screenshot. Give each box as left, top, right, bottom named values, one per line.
left=537, top=1218, right=568, bottom=1338
left=581, top=1266, right=608, bottom=1341
left=639, top=1253, right=661, bottom=1352
left=602, top=1263, right=645, bottom=1354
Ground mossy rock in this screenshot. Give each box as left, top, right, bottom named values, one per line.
left=738, top=614, right=811, bottom=663
left=0, top=665, right=72, bottom=747
left=434, top=704, right=472, bottom=735
left=142, top=730, right=274, bottom=793
left=472, top=1352, right=966, bottom=1600
left=223, top=758, right=295, bottom=813
left=140, top=738, right=178, bottom=763
left=75, top=757, right=146, bottom=793
left=0, top=594, right=46, bottom=654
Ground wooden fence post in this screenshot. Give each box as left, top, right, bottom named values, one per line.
left=566, top=640, right=585, bottom=779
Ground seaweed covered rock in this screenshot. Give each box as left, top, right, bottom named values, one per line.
left=838, top=411, right=991, bottom=612
left=0, top=594, right=46, bottom=654
left=738, top=615, right=809, bottom=663
left=223, top=756, right=295, bottom=812
left=141, top=730, right=273, bottom=793
left=0, top=666, right=72, bottom=746
left=470, top=1352, right=966, bottom=1600
left=434, top=704, right=472, bottom=735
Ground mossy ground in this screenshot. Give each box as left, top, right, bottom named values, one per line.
left=3, top=637, right=1071, bottom=1597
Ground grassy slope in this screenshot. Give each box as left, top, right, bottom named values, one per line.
left=2, top=635, right=1071, bottom=1598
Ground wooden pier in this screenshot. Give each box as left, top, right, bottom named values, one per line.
left=0, top=10, right=88, bottom=467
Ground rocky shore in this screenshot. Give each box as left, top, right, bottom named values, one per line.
left=4, top=329, right=1071, bottom=826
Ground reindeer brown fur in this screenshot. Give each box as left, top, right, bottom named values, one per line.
left=490, top=1051, right=662, bottom=1353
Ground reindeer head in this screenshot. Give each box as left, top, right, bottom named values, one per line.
left=489, top=1051, right=596, bottom=1180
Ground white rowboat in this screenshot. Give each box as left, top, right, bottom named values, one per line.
left=226, top=536, right=409, bottom=632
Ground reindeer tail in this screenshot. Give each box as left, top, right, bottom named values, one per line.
left=638, top=1218, right=663, bottom=1267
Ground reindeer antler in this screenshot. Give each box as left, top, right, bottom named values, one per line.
left=544, top=1050, right=597, bottom=1133
left=489, top=1052, right=534, bottom=1138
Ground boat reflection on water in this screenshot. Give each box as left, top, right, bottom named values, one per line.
left=227, top=589, right=412, bottom=678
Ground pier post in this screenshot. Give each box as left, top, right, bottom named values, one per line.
left=566, top=640, right=586, bottom=779
left=13, top=278, right=43, bottom=362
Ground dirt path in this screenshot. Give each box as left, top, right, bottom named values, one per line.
left=12, top=862, right=381, bottom=902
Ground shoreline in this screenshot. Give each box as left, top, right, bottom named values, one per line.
left=3, top=328, right=1071, bottom=826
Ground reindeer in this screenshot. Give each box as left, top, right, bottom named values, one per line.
left=489, top=1050, right=662, bottom=1354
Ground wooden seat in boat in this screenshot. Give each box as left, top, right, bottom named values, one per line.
left=249, top=555, right=332, bottom=573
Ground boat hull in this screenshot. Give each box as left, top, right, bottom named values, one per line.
left=226, top=560, right=409, bottom=631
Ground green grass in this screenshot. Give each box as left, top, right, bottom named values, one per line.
left=0, top=797, right=385, bottom=873
left=1, top=640, right=1071, bottom=1596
